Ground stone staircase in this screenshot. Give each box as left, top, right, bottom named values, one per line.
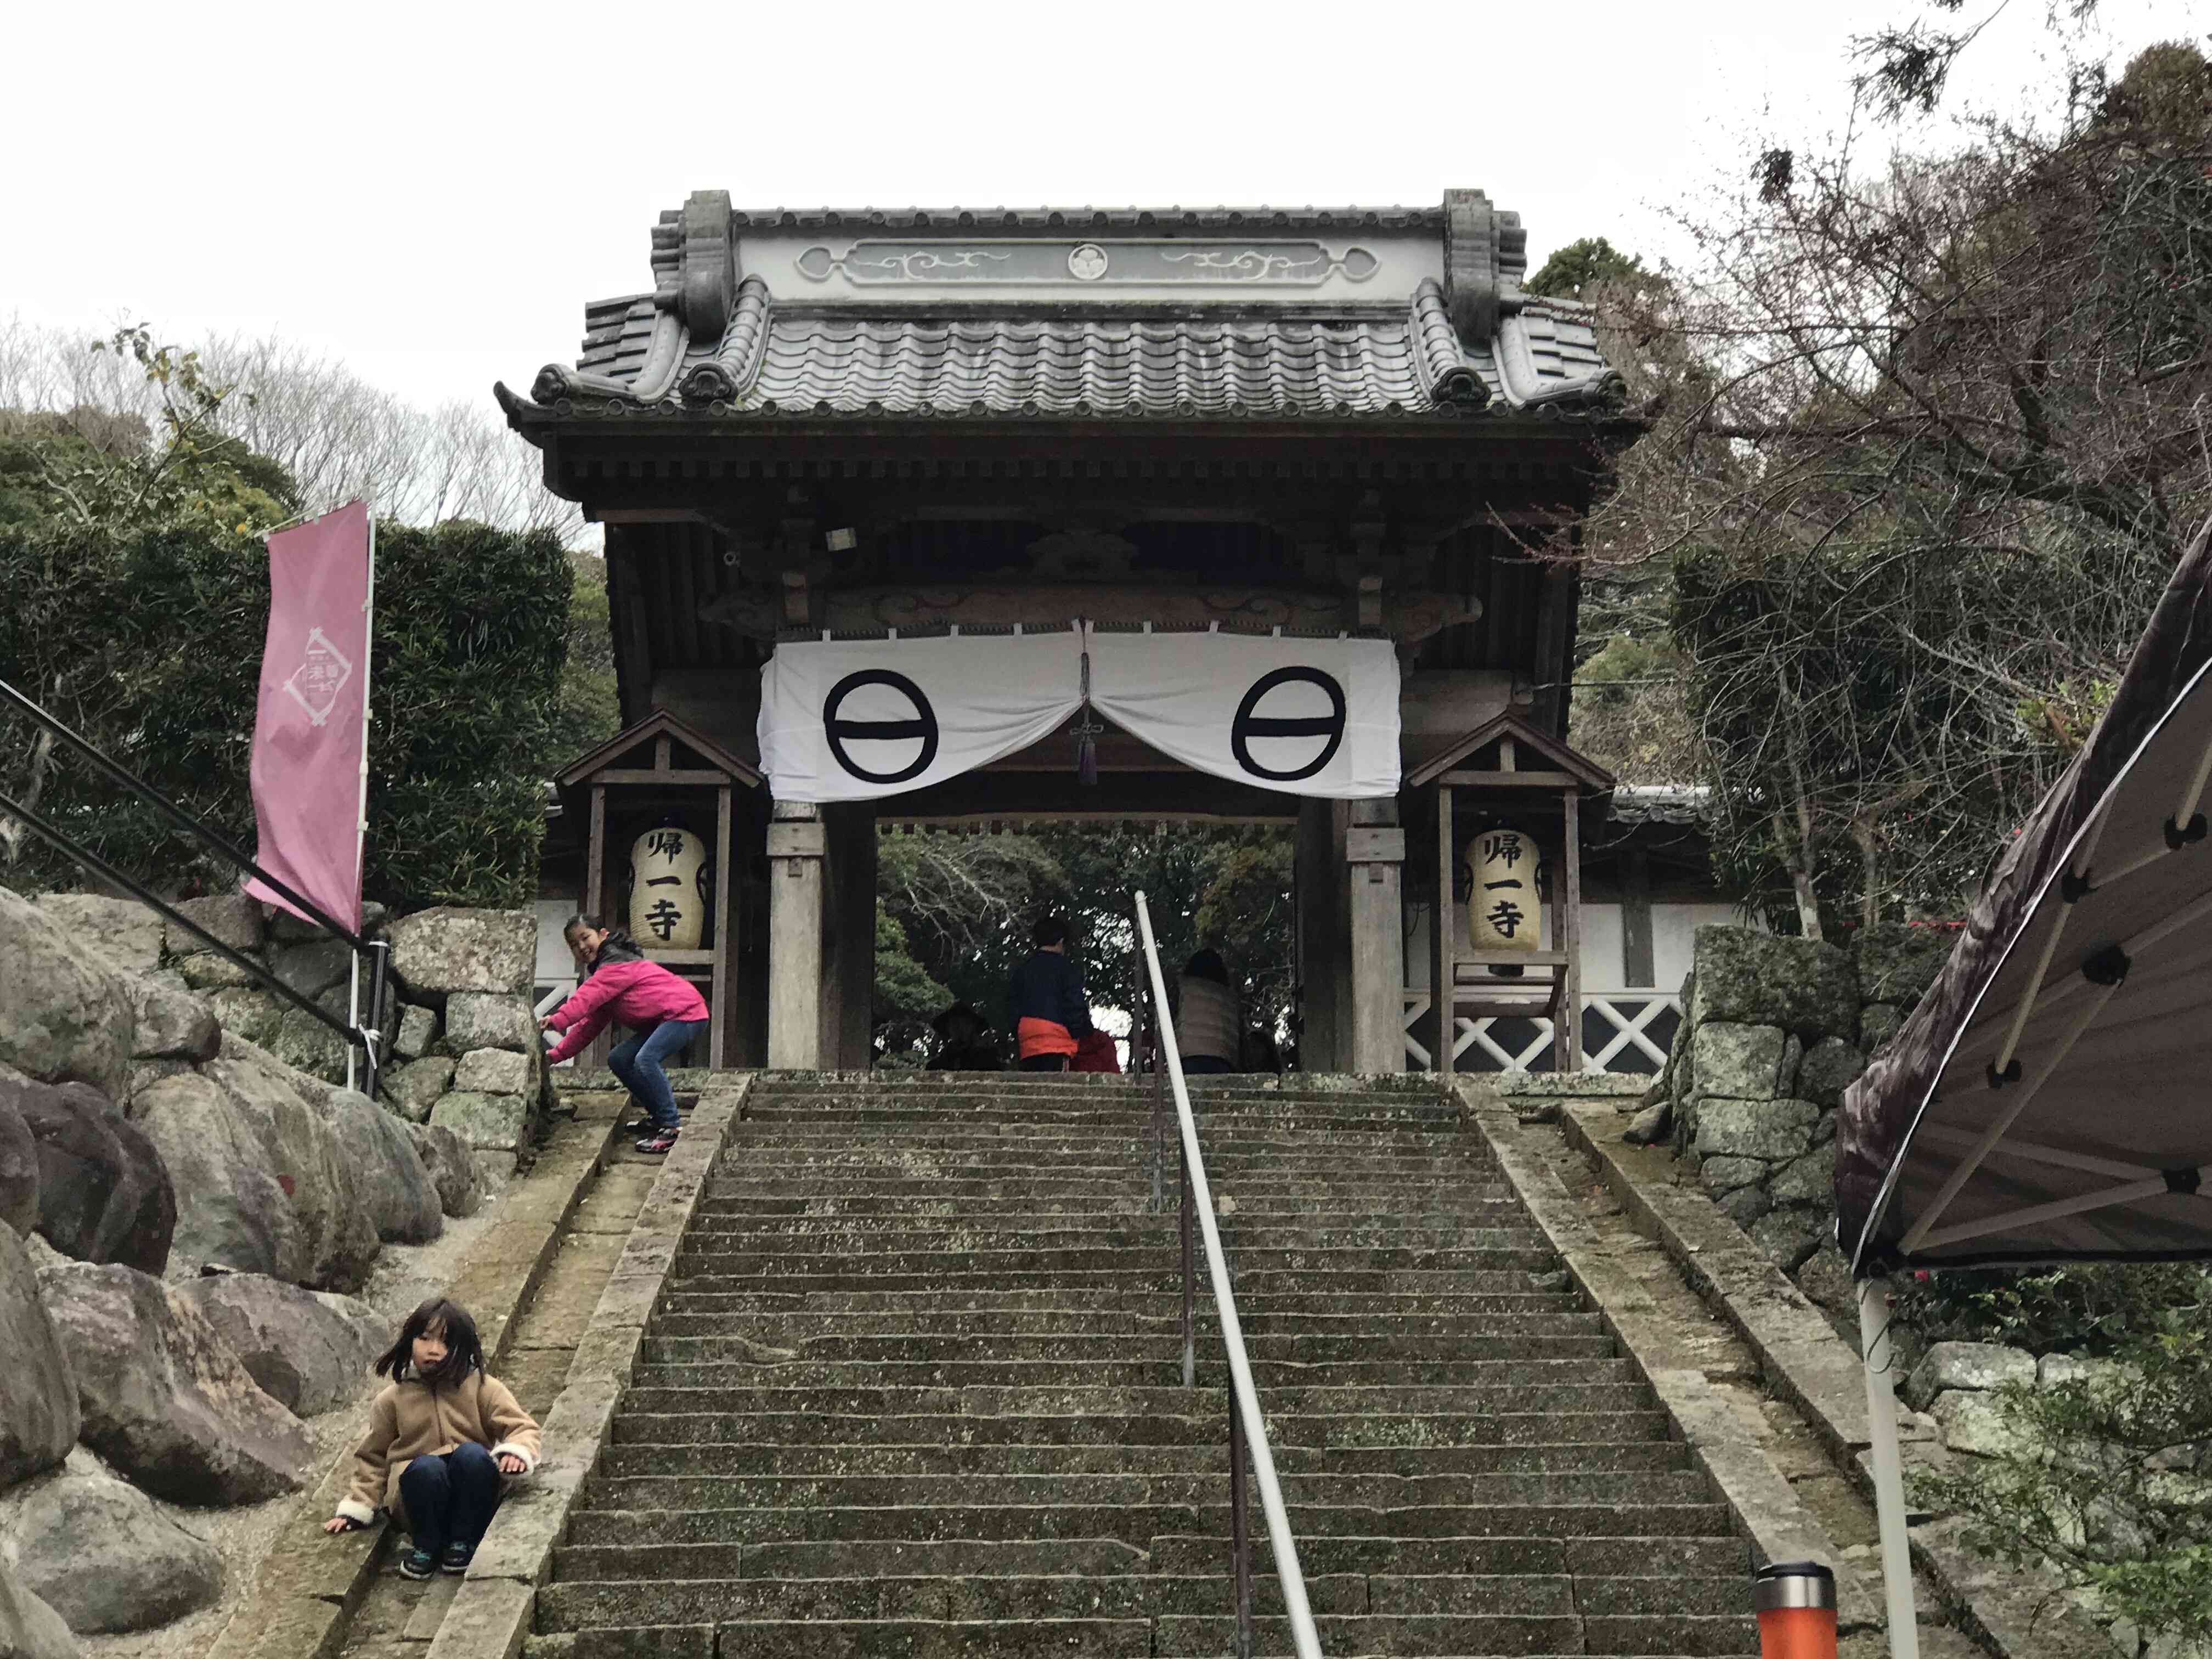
left=528, top=1074, right=1758, bottom=1656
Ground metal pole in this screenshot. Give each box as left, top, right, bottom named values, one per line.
left=1181, top=1150, right=1197, bottom=1389
left=343, top=508, right=376, bottom=1095
left=1858, top=1278, right=1922, bottom=1659
left=1230, top=1400, right=1254, bottom=1659
left=346, top=953, right=361, bottom=1094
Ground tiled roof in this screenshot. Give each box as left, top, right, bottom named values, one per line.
left=517, top=193, right=1625, bottom=425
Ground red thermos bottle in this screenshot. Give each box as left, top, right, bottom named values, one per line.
left=1754, top=1560, right=1837, bottom=1659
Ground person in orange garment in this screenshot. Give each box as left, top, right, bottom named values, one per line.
left=1007, top=914, right=1093, bottom=1073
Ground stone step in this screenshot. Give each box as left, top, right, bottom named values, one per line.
left=613, top=1379, right=1655, bottom=1419
left=659, top=1289, right=1588, bottom=1318
left=643, top=1328, right=1616, bottom=1360
left=624, top=1355, right=1634, bottom=1391
left=591, top=1440, right=1695, bottom=1480
left=610, top=1408, right=1678, bottom=1450
left=561, top=1499, right=1738, bottom=1548
left=1151, top=1533, right=1756, bottom=1580
left=676, top=1223, right=1554, bottom=1254
left=1153, top=1611, right=1758, bottom=1655
left=725, top=1116, right=1470, bottom=1143
left=662, top=1269, right=1573, bottom=1297
left=572, top=1470, right=1714, bottom=1516
left=694, top=1194, right=1527, bottom=1218
left=660, top=1616, right=1155, bottom=1655
left=652, top=1310, right=1607, bottom=1341
left=668, top=1245, right=1560, bottom=1277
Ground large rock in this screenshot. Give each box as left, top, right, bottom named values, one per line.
left=2, top=1077, right=173, bottom=1274
left=181, top=1274, right=381, bottom=1415
left=1747, top=1204, right=1824, bottom=1272
left=1858, top=1002, right=1907, bottom=1055
left=454, top=1046, right=535, bottom=1096
left=176, top=953, right=258, bottom=991
left=405, top=1124, right=484, bottom=1219
left=1854, top=921, right=1956, bottom=1008
left=1691, top=1098, right=1821, bottom=1161
left=313, top=1090, right=442, bottom=1246
left=0, top=1229, right=78, bottom=1489
left=202, top=988, right=284, bottom=1049
left=268, top=939, right=352, bottom=1001
left=1794, top=1037, right=1867, bottom=1109
left=1929, top=1389, right=2028, bottom=1458
left=1689, top=1022, right=1790, bottom=1101
left=0, top=889, right=132, bottom=1103
left=392, top=1003, right=439, bottom=1062
left=168, top=894, right=261, bottom=956
left=1691, top=926, right=1859, bottom=1042
left=428, top=1091, right=530, bottom=1153
left=443, top=992, right=534, bottom=1053
left=383, top=1057, right=455, bottom=1123
left=0, top=1101, right=36, bottom=1239
left=32, top=896, right=162, bottom=975
left=388, top=908, right=533, bottom=997
left=262, top=986, right=352, bottom=1085
left=130, top=1041, right=377, bottom=1291
left=124, top=974, right=219, bottom=1064
left=0, top=1450, right=221, bottom=1634
left=1696, top=1154, right=1769, bottom=1194
left=1904, top=1341, right=2037, bottom=1410
left=0, top=1560, right=75, bottom=1659
left=1769, top=1142, right=1837, bottom=1204
left=35, top=1261, right=312, bottom=1505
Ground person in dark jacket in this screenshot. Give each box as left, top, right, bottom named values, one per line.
left=926, top=1002, right=1006, bottom=1072
left=1008, top=915, right=1093, bottom=1071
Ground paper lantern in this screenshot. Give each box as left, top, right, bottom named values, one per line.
left=1467, top=825, right=1540, bottom=955
left=628, top=825, right=706, bottom=950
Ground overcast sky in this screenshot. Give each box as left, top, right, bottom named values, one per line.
left=3, top=1, right=2200, bottom=416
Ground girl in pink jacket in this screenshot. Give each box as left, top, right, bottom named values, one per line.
left=540, top=915, right=709, bottom=1154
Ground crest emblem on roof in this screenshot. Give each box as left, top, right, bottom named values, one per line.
left=1066, top=244, right=1109, bottom=281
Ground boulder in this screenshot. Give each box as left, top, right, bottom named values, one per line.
left=383, top=1057, right=455, bottom=1123
left=0, top=1101, right=36, bottom=1238
left=1929, top=1388, right=2028, bottom=1458
left=182, top=1274, right=381, bottom=1415
left=124, top=974, right=220, bottom=1064
left=1859, top=1002, right=1907, bottom=1055
left=176, top=953, right=258, bottom=991
left=1769, top=1143, right=1837, bottom=1204
left=268, top=939, right=352, bottom=1001
left=1718, top=1184, right=1773, bottom=1227
left=0, top=1450, right=221, bottom=1634
left=131, top=1041, right=378, bottom=1291
left=1904, top=1341, right=2037, bottom=1410
left=1854, top=921, right=1956, bottom=1008
left=0, top=1229, right=78, bottom=1489
left=1747, top=1204, right=1824, bottom=1272
left=270, top=901, right=385, bottom=945
left=262, top=987, right=352, bottom=1085
left=1620, top=1099, right=1672, bottom=1146
left=393, top=1004, right=440, bottom=1062
left=443, top=992, right=534, bottom=1053
left=35, top=1261, right=312, bottom=1504
left=0, top=889, right=132, bottom=1103
left=312, top=1090, right=442, bottom=1246
left=203, top=988, right=284, bottom=1048
left=387, top=908, right=533, bottom=997
left=32, top=896, right=162, bottom=975
left=1795, top=1038, right=1866, bottom=1109
left=0, top=1561, right=75, bottom=1659
left=1691, top=1098, right=1821, bottom=1161
left=430, top=1091, right=530, bottom=1154
left=1696, top=1154, right=1769, bottom=1194
left=405, top=1124, right=484, bottom=1219
left=454, top=1046, right=535, bottom=1096
left=168, top=894, right=261, bottom=956
left=1793, top=1245, right=1858, bottom=1316
left=1689, top=1022, right=1790, bottom=1101
left=3, top=1077, right=173, bottom=1274
left=1691, top=926, right=1859, bottom=1043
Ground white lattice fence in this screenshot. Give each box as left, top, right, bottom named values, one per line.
left=1401, top=992, right=1683, bottom=1074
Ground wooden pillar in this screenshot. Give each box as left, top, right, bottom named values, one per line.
left=825, top=807, right=877, bottom=1070
left=711, top=783, right=733, bottom=1069
left=1432, top=783, right=1455, bottom=1078
left=1347, top=798, right=1406, bottom=1076
left=1294, top=799, right=1342, bottom=1073
left=1621, top=848, right=1654, bottom=989
left=766, top=800, right=825, bottom=1070
left=1554, top=789, right=1584, bottom=1073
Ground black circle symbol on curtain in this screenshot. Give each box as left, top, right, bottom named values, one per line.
left=1231, top=667, right=1347, bottom=782
left=824, top=670, right=940, bottom=785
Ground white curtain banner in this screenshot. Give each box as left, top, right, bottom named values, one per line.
left=1086, top=628, right=1401, bottom=798
left=758, top=630, right=1084, bottom=802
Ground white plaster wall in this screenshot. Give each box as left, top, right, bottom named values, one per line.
left=1403, top=897, right=1751, bottom=995
left=1653, top=903, right=1752, bottom=995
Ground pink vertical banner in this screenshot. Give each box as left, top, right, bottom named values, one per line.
left=242, top=500, right=371, bottom=933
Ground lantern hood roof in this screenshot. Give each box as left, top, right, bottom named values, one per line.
left=498, top=189, right=1628, bottom=431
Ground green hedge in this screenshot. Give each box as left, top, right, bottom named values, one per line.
left=0, top=516, right=570, bottom=910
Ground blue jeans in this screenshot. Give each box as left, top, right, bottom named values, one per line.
left=608, top=1019, right=707, bottom=1129
left=398, top=1441, right=500, bottom=1557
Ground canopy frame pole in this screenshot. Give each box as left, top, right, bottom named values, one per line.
left=1913, top=1122, right=2159, bottom=1181
left=1990, top=802, right=2113, bottom=1079
left=1920, top=1173, right=2194, bottom=1251
left=2173, top=728, right=2212, bottom=838
left=1903, top=981, right=2119, bottom=1253
left=1962, top=885, right=2212, bottom=1065
left=1859, top=1278, right=1921, bottom=1659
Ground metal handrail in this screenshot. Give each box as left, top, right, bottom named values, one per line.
left=1132, top=890, right=1322, bottom=1659
left=1, top=676, right=391, bottom=1097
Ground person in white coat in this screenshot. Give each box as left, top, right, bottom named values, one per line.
left=1177, top=949, right=1241, bottom=1075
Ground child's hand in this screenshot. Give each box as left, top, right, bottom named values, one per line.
left=497, top=1453, right=526, bottom=1475
left=537, top=1016, right=555, bottom=1031
left=321, top=1516, right=358, bottom=1535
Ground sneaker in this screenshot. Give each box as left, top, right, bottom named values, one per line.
left=439, top=1542, right=474, bottom=1575
left=397, top=1548, right=437, bottom=1580
left=634, top=1125, right=679, bottom=1155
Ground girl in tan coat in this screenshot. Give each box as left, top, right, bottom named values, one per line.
left=323, top=1299, right=541, bottom=1579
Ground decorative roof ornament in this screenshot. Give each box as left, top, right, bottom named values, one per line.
left=1442, top=189, right=1528, bottom=347
left=678, top=189, right=739, bottom=342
